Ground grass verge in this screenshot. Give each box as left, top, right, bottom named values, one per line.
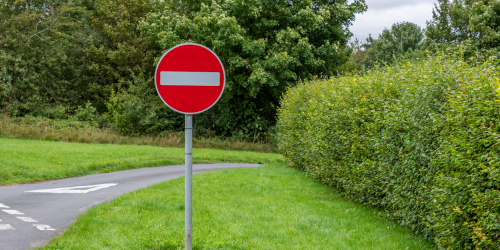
left=0, top=137, right=282, bottom=184
left=43, top=164, right=435, bottom=250
left=0, top=116, right=274, bottom=153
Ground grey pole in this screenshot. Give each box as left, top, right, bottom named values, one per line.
left=185, top=114, right=193, bottom=250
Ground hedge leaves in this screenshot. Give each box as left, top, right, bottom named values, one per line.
left=276, top=54, right=500, bottom=249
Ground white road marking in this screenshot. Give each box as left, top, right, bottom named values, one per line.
left=2, top=210, right=24, bottom=215
left=0, top=224, right=15, bottom=230
left=26, top=183, right=118, bottom=194
left=34, top=224, right=55, bottom=231
left=0, top=203, right=9, bottom=208
left=17, top=217, right=38, bottom=222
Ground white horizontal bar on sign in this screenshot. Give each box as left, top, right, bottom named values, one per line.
left=160, top=71, right=220, bottom=86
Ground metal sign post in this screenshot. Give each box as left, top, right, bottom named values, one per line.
left=154, top=43, right=225, bottom=250
left=184, top=114, right=193, bottom=249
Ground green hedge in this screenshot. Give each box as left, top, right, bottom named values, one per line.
left=276, top=54, right=500, bottom=249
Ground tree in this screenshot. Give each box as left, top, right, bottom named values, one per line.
left=425, top=0, right=473, bottom=45
left=0, top=0, right=182, bottom=133
left=0, top=0, right=95, bottom=117
left=140, top=0, right=367, bottom=138
left=425, top=0, right=500, bottom=58
left=363, top=22, right=424, bottom=68
left=82, top=0, right=164, bottom=111
left=468, top=0, right=500, bottom=53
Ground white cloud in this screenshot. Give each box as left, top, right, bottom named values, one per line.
left=363, top=0, right=436, bottom=10
left=349, top=0, right=437, bottom=41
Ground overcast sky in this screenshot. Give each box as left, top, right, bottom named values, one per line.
left=349, top=0, right=438, bottom=42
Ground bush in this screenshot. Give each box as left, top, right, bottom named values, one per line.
left=74, top=101, right=99, bottom=125
left=276, top=53, right=500, bottom=249
left=103, top=73, right=183, bottom=135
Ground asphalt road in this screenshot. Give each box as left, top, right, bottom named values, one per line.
left=0, top=163, right=262, bottom=250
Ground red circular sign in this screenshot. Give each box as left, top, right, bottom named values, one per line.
left=155, top=43, right=226, bottom=114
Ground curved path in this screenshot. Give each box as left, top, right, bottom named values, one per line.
left=0, top=163, right=262, bottom=250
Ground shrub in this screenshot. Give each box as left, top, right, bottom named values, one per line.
left=103, top=74, right=183, bottom=135
left=276, top=53, right=500, bottom=249
left=74, top=101, right=98, bottom=126
left=432, top=63, right=500, bottom=248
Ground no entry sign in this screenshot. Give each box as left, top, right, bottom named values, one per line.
left=155, top=43, right=226, bottom=114
left=154, top=43, right=226, bottom=250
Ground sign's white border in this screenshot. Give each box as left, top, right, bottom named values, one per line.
left=154, top=43, right=226, bottom=114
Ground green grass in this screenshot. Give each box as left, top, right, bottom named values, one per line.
left=43, top=164, right=436, bottom=250
left=0, top=137, right=283, bottom=184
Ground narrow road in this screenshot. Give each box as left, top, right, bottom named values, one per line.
left=0, top=163, right=262, bottom=250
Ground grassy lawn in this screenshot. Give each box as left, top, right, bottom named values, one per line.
left=43, top=164, right=436, bottom=250
left=0, top=137, right=283, bottom=184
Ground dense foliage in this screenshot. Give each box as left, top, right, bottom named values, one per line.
left=81, top=0, right=185, bottom=135
left=276, top=54, right=500, bottom=249
left=426, top=0, right=500, bottom=58
left=0, top=0, right=366, bottom=138
left=140, top=0, right=367, bottom=137
left=0, top=0, right=94, bottom=117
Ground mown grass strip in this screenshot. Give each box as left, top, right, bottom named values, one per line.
left=0, top=137, right=282, bottom=184
left=43, top=164, right=435, bottom=250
